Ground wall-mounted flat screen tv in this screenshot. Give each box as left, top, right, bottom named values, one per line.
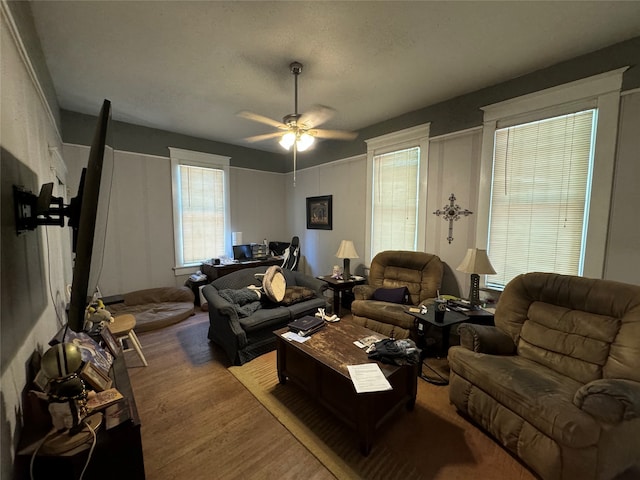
left=67, top=99, right=112, bottom=332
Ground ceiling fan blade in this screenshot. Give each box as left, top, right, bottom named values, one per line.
left=299, top=105, right=335, bottom=128
left=312, top=128, right=358, bottom=141
left=238, top=111, right=287, bottom=129
left=244, top=131, right=284, bottom=143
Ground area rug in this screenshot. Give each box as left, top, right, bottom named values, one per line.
left=229, top=351, right=535, bottom=480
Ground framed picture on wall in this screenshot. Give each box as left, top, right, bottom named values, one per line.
left=306, top=195, right=332, bottom=230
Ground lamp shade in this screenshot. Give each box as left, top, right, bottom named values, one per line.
left=457, top=248, right=495, bottom=308
left=335, top=240, right=359, bottom=282
left=456, top=248, right=496, bottom=274
left=335, top=240, right=359, bottom=259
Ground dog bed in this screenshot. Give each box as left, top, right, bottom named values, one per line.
left=106, top=286, right=195, bottom=332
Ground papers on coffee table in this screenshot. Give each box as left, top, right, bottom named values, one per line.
left=281, top=331, right=310, bottom=343
left=347, top=363, right=393, bottom=393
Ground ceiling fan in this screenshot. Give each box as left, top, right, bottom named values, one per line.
left=238, top=61, right=357, bottom=185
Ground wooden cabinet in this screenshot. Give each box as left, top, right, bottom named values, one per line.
left=15, top=355, right=145, bottom=479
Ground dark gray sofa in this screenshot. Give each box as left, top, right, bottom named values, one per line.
left=202, top=266, right=328, bottom=365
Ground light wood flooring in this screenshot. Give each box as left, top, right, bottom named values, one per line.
left=127, top=309, right=640, bottom=480
left=126, top=311, right=335, bottom=480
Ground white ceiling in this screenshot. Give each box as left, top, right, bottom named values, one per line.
left=29, top=1, right=640, bottom=153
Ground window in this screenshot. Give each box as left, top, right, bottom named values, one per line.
left=169, top=148, right=230, bottom=272
left=478, top=68, right=626, bottom=287
left=365, top=124, right=430, bottom=263
left=487, top=110, right=596, bottom=288
left=371, top=147, right=420, bottom=253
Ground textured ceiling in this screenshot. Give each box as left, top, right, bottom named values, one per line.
left=28, top=1, right=640, bottom=153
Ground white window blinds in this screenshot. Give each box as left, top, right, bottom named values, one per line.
left=487, top=109, right=596, bottom=288
left=371, top=147, right=420, bottom=256
left=178, top=164, right=226, bottom=265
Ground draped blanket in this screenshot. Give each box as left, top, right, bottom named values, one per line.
left=219, top=288, right=262, bottom=318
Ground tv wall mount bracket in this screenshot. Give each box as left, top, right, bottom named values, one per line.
left=13, top=183, right=77, bottom=234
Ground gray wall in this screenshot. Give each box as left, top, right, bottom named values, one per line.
left=1, top=4, right=67, bottom=477
left=304, top=36, right=640, bottom=168
left=56, top=35, right=640, bottom=294
left=605, top=91, right=640, bottom=284
left=287, top=90, right=640, bottom=294
left=59, top=37, right=640, bottom=172
left=61, top=110, right=289, bottom=173
left=62, top=144, right=289, bottom=296
left=4, top=0, right=61, bottom=130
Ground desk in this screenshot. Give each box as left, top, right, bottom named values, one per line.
left=317, top=275, right=366, bottom=316
left=201, top=257, right=282, bottom=281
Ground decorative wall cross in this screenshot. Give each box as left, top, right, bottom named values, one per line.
left=433, top=193, right=473, bottom=244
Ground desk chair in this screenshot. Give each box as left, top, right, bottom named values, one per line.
left=281, top=236, right=300, bottom=271
left=108, top=314, right=148, bottom=366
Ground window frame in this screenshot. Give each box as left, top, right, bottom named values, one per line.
left=476, top=67, right=627, bottom=283
left=169, top=147, right=230, bottom=275
left=364, top=123, right=430, bottom=265
left=487, top=109, right=597, bottom=288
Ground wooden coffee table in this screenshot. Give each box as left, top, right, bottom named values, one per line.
left=274, top=321, right=418, bottom=455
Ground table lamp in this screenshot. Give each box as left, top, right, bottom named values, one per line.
left=335, top=240, right=359, bottom=280
left=456, top=248, right=496, bottom=309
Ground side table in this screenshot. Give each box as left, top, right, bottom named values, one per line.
left=317, top=275, right=366, bottom=316
left=184, top=277, right=209, bottom=306
left=463, top=308, right=495, bottom=326
left=406, top=308, right=469, bottom=385
left=444, top=298, right=495, bottom=325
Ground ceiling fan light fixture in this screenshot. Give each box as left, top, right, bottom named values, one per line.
left=239, top=61, right=356, bottom=186
left=279, top=131, right=296, bottom=150
left=296, top=132, right=315, bottom=151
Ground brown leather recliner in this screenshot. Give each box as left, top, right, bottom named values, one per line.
left=350, top=250, right=443, bottom=339
left=448, top=272, right=640, bottom=480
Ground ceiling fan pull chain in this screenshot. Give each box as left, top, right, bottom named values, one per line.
left=293, top=144, right=297, bottom=187
left=294, top=66, right=299, bottom=116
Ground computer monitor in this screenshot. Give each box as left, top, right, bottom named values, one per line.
left=232, top=244, right=252, bottom=261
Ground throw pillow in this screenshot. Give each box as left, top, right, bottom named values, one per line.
left=372, top=286, right=410, bottom=304
left=279, top=286, right=317, bottom=306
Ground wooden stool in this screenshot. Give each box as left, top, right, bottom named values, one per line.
left=109, top=314, right=148, bottom=366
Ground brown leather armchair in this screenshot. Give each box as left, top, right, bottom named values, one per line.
left=449, top=272, right=640, bottom=480
left=350, top=250, right=443, bottom=339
